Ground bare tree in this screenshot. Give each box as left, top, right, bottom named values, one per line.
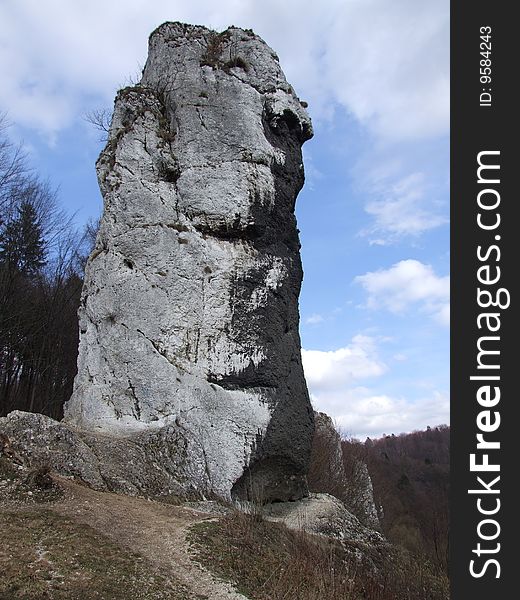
left=0, top=118, right=96, bottom=420
left=84, top=108, right=112, bottom=141
left=0, top=114, right=29, bottom=220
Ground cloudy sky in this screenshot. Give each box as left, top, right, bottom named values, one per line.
left=0, top=0, right=449, bottom=439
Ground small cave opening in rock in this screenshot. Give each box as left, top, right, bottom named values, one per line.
left=158, top=162, right=181, bottom=184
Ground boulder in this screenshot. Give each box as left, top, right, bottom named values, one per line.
left=263, top=492, right=384, bottom=545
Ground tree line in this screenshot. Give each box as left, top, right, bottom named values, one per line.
left=345, top=425, right=450, bottom=576
left=0, top=116, right=96, bottom=419
left=308, top=419, right=450, bottom=578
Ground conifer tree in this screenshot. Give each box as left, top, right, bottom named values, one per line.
left=0, top=200, right=46, bottom=275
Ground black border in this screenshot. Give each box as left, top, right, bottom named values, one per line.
left=451, top=3, right=516, bottom=596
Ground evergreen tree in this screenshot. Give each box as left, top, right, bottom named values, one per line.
left=0, top=200, right=46, bottom=275
left=1, top=117, right=91, bottom=420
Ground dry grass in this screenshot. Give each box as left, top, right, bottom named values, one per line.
left=189, top=509, right=449, bottom=600
left=0, top=510, right=192, bottom=600
left=0, top=457, right=63, bottom=504
left=191, top=510, right=353, bottom=599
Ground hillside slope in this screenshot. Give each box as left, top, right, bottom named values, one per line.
left=344, top=425, right=450, bottom=574
left=1, top=457, right=448, bottom=600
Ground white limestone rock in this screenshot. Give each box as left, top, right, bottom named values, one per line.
left=64, top=23, right=314, bottom=502
left=263, top=493, right=385, bottom=545
left=350, top=460, right=381, bottom=531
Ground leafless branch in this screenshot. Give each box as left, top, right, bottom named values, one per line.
left=84, top=108, right=112, bottom=141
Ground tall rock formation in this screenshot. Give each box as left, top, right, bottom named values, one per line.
left=64, top=22, right=314, bottom=502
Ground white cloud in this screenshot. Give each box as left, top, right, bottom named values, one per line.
left=363, top=172, right=447, bottom=243
left=305, top=313, right=325, bottom=325
left=302, top=335, right=449, bottom=439
left=321, top=0, right=449, bottom=140
left=435, top=303, right=450, bottom=327
left=320, top=387, right=449, bottom=440
left=302, top=335, right=387, bottom=392
left=0, top=0, right=449, bottom=142
left=355, top=260, right=449, bottom=325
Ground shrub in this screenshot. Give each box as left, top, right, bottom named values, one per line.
left=190, top=509, right=449, bottom=600
left=223, top=57, right=249, bottom=72
left=24, top=464, right=53, bottom=490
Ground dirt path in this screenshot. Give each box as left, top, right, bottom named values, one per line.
left=48, top=479, right=247, bottom=600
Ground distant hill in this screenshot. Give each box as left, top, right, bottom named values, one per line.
left=343, top=425, right=450, bottom=575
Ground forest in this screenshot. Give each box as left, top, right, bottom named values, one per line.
left=0, top=116, right=95, bottom=419
left=344, top=426, right=450, bottom=576
left=307, top=409, right=449, bottom=579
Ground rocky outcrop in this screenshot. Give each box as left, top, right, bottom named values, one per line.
left=63, top=22, right=314, bottom=502
left=309, top=412, right=380, bottom=529
left=350, top=459, right=381, bottom=530
left=263, top=493, right=384, bottom=546
left=308, top=412, right=346, bottom=496
left=0, top=411, right=195, bottom=498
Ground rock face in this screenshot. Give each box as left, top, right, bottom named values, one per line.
left=309, top=412, right=346, bottom=492
left=350, top=459, right=381, bottom=531
left=263, top=493, right=384, bottom=546
left=0, top=411, right=205, bottom=498
left=309, top=412, right=380, bottom=529
left=64, top=22, right=314, bottom=502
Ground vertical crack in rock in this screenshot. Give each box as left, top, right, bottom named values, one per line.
left=65, top=21, right=315, bottom=502
left=127, top=379, right=141, bottom=421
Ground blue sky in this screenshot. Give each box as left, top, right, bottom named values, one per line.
left=0, top=0, right=449, bottom=439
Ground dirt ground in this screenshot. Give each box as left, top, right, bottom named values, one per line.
left=1, top=477, right=247, bottom=600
